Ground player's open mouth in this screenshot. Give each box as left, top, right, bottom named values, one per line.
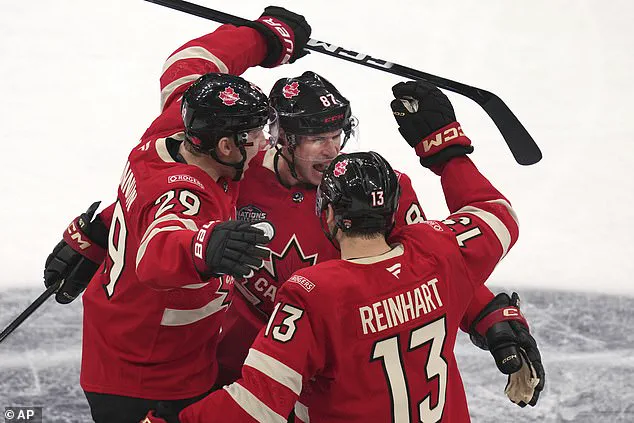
left=313, top=163, right=328, bottom=173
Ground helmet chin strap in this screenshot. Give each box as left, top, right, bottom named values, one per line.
left=319, top=210, right=341, bottom=251
left=273, top=136, right=313, bottom=188
left=208, top=132, right=248, bottom=181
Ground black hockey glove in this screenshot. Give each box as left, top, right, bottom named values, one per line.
left=390, top=81, right=473, bottom=172
left=469, top=292, right=545, bottom=407
left=192, top=220, right=271, bottom=279
left=44, top=202, right=108, bottom=304
left=243, top=6, right=312, bottom=67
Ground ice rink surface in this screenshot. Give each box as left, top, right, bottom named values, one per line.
left=2, top=287, right=633, bottom=423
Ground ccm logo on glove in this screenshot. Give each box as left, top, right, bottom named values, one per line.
left=417, top=122, right=466, bottom=155
left=503, top=307, right=521, bottom=317
left=66, top=222, right=92, bottom=250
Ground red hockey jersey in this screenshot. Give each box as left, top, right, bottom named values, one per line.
left=80, top=24, right=269, bottom=400
left=179, top=156, right=520, bottom=423
left=214, top=147, right=426, bottom=385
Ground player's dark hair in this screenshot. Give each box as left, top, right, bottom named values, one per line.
left=315, top=151, right=401, bottom=241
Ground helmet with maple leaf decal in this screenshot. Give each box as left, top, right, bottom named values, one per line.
left=316, top=151, right=401, bottom=237
left=181, top=73, right=279, bottom=179
left=269, top=71, right=356, bottom=140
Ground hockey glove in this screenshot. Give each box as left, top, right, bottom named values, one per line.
left=43, top=202, right=108, bottom=304
left=244, top=6, right=312, bottom=67
left=192, top=220, right=271, bottom=279
left=390, top=81, right=473, bottom=173
left=469, top=292, right=545, bottom=407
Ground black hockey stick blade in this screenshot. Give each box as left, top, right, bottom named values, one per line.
left=143, top=0, right=542, bottom=165
left=0, top=281, right=60, bottom=345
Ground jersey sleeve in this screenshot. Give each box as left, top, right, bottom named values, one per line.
left=436, top=156, right=520, bottom=287
left=159, top=25, right=268, bottom=113
left=131, top=184, right=222, bottom=290
left=394, top=170, right=426, bottom=228
left=179, top=276, right=327, bottom=423
left=392, top=170, right=497, bottom=331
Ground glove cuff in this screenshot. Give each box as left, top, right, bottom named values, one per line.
left=414, top=121, right=472, bottom=158
left=474, top=306, right=529, bottom=337
left=62, top=216, right=107, bottom=263
left=191, top=220, right=220, bottom=278
left=245, top=16, right=296, bottom=67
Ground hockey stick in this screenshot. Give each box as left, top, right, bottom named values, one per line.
left=143, top=0, right=542, bottom=165
left=0, top=281, right=61, bottom=344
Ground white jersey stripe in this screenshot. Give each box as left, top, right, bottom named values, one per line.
left=160, top=291, right=228, bottom=326
left=155, top=137, right=176, bottom=163
left=245, top=348, right=303, bottom=395
left=136, top=214, right=198, bottom=270
left=136, top=225, right=185, bottom=270
left=294, top=402, right=310, bottom=423
left=160, top=74, right=202, bottom=111
left=224, top=383, right=286, bottom=423
left=486, top=198, right=519, bottom=227
left=140, top=213, right=198, bottom=245
left=455, top=204, right=513, bottom=258
left=162, top=46, right=229, bottom=75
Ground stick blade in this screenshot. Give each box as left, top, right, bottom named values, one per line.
left=480, top=94, right=542, bottom=165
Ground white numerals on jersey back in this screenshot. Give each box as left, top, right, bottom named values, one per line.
left=265, top=303, right=305, bottom=343
left=442, top=216, right=482, bottom=246
left=104, top=201, right=128, bottom=298
left=406, top=203, right=425, bottom=225
left=371, top=316, right=448, bottom=423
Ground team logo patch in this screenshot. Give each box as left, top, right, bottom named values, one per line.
left=289, top=274, right=315, bottom=292
left=237, top=205, right=268, bottom=222
left=219, top=87, right=240, bottom=106
left=168, top=174, right=204, bottom=189
left=282, top=82, right=300, bottom=99
left=333, top=159, right=349, bottom=177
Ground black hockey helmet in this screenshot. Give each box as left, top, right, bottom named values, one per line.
left=269, top=71, right=356, bottom=146
left=182, top=73, right=278, bottom=179
left=316, top=151, right=401, bottom=236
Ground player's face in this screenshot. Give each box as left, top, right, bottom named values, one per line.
left=237, top=127, right=269, bottom=179
left=294, top=130, right=343, bottom=186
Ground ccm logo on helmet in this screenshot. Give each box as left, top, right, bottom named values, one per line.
left=421, top=126, right=465, bottom=153
left=261, top=18, right=294, bottom=64
left=324, top=114, right=344, bottom=123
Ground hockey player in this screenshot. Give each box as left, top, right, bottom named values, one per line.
left=41, top=7, right=312, bottom=423
left=142, top=80, right=541, bottom=423
left=213, top=71, right=428, bottom=387
left=214, top=71, right=545, bottom=411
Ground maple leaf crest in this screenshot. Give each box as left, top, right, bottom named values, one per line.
left=282, top=81, right=300, bottom=99
left=262, top=235, right=318, bottom=283
left=218, top=87, right=240, bottom=106
left=333, top=159, right=349, bottom=177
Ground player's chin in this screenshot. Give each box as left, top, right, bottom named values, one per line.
left=311, top=162, right=330, bottom=183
